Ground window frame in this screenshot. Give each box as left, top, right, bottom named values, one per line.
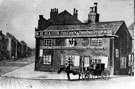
left=90, top=38, right=102, bottom=46
left=44, top=39, right=52, bottom=47
left=120, top=56, right=127, bottom=69
left=43, top=55, right=52, bottom=65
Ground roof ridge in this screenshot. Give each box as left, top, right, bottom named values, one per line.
left=58, top=10, right=72, bottom=16
left=98, top=20, right=124, bottom=23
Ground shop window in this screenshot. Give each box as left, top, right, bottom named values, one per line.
left=64, top=55, right=80, bottom=67
left=120, top=57, right=127, bottom=69
left=39, top=49, right=43, bottom=57
left=92, top=56, right=102, bottom=64
left=65, top=55, right=74, bottom=66
left=44, top=39, right=52, bottom=46
left=43, top=55, right=52, bottom=64
left=97, top=59, right=101, bottom=63
left=84, top=56, right=90, bottom=67
left=90, top=38, right=102, bottom=46
left=95, top=59, right=97, bottom=64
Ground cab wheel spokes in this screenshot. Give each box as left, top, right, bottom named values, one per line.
left=101, top=70, right=110, bottom=79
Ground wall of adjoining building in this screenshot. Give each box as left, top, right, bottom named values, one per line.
left=0, top=31, right=8, bottom=61
left=0, top=32, right=33, bottom=61
left=114, top=22, right=132, bottom=75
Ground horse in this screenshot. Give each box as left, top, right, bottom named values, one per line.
left=57, top=65, right=81, bottom=81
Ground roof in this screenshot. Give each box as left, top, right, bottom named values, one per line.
left=128, top=22, right=134, bottom=37
left=48, top=10, right=82, bottom=25
left=45, top=21, right=124, bottom=34
left=58, top=10, right=82, bottom=23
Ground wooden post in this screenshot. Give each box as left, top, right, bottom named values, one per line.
left=111, top=37, right=115, bottom=75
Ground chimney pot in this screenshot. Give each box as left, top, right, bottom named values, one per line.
left=90, top=7, right=93, bottom=12
left=94, top=2, right=98, bottom=6
left=56, top=8, right=58, bottom=12
left=76, top=10, right=78, bottom=14
left=55, top=8, right=57, bottom=12
left=73, top=8, right=78, bottom=19
left=94, top=2, right=98, bottom=13
left=74, top=8, right=76, bottom=13
left=93, top=7, right=96, bottom=12
left=39, top=15, right=43, bottom=19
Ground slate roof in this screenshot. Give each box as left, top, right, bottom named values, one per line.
left=48, top=10, right=82, bottom=25
left=45, top=21, right=124, bottom=34
left=58, top=10, right=82, bottom=23
left=128, top=22, right=134, bottom=37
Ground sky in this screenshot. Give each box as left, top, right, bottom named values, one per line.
left=0, top=0, right=134, bottom=48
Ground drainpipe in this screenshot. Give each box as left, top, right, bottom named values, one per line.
left=111, top=37, right=115, bottom=75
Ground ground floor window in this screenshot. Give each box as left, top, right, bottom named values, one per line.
left=84, top=56, right=90, bottom=67
left=91, top=56, right=108, bottom=68
left=91, top=56, right=101, bottom=64
left=39, top=49, right=52, bottom=65
left=63, top=55, right=80, bottom=66
left=43, top=55, right=52, bottom=64
left=120, top=57, right=127, bottom=69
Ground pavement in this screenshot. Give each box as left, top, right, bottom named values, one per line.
left=0, top=55, right=35, bottom=75
left=1, top=63, right=79, bottom=80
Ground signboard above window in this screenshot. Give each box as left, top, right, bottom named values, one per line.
left=35, top=29, right=113, bottom=38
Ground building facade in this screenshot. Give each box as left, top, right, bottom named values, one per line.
left=35, top=3, right=132, bottom=75
left=20, top=41, right=27, bottom=58
left=5, top=33, right=32, bottom=60
left=0, top=31, right=33, bottom=61
left=128, top=22, right=134, bottom=75
left=6, top=32, right=18, bottom=60
left=0, top=31, right=8, bottom=61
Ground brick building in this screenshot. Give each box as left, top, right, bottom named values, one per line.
left=20, top=41, right=27, bottom=57
left=128, top=22, right=134, bottom=75
left=6, top=33, right=32, bottom=60
left=35, top=3, right=132, bottom=75
left=0, top=31, right=8, bottom=61
left=6, top=33, right=18, bottom=59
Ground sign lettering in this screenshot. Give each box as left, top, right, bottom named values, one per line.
left=36, top=30, right=112, bottom=37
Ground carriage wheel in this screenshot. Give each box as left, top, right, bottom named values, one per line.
left=85, top=71, right=94, bottom=80
left=101, top=70, right=110, bottom=79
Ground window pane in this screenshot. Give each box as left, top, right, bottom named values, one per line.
left=84, top=57, right=89, bottom=67
left=43, top=55, right=52, bottom=64
left=44, top=39, right=52, bottom=46
left=91, top=38, right=102, bottom=46
left=120, top=57, right=126, bottom=69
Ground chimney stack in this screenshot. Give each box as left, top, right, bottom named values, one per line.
left=39, top=15, right=44, bottom=19
left=50, top=8, right=58, bottom=19
left=90, top=7, right=93, bottom=12
left=88, top=2, right=99, bottom=24
left=73, top=8, right=78, bottom=19
left=94, top=2, right=98, bottom=13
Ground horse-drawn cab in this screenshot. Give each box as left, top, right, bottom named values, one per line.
left=84, top=63, right=110, bottom=79
left=58, top=56, right=110, bottom=80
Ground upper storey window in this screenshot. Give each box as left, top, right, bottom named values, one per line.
left=90, top=38, right=102, bottom=46
left=66, top=38, right=77, bottom=47
left=44, top=39, right=52, bottom=46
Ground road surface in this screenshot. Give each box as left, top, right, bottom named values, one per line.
left=0, top=56, right=135, bottom=89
